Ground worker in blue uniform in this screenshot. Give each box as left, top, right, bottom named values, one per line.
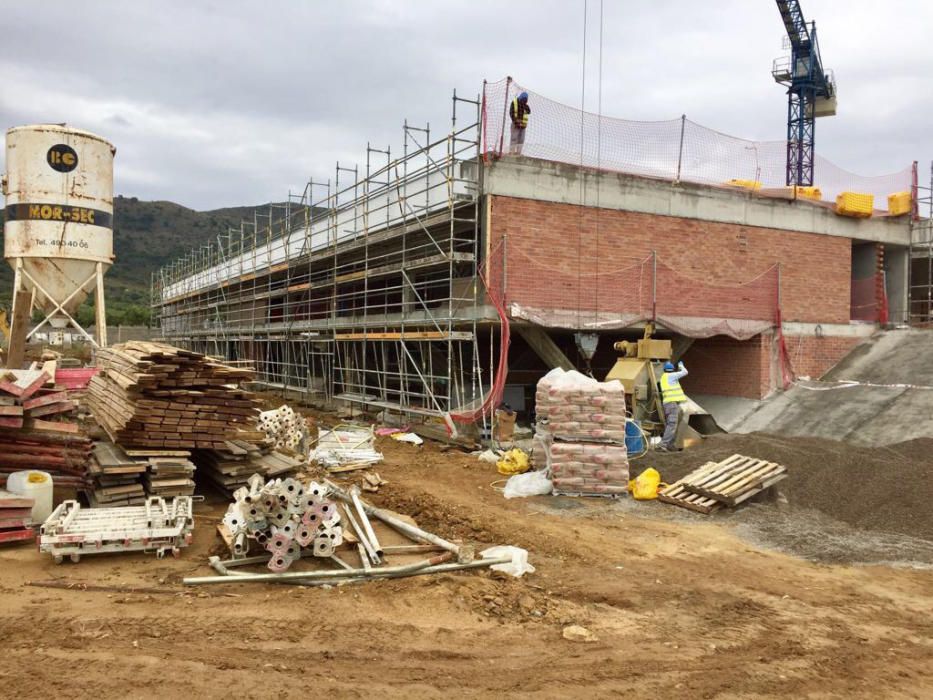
left=658, top=361, right=688, bottom=451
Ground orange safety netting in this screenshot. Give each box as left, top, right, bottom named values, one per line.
left=483, top=78, right=912, bottom=212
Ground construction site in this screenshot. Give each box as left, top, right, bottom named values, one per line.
left=0, top=2, right=931, bottom=698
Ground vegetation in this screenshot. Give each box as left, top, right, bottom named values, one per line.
left=1, top=196, right=298, bottom=326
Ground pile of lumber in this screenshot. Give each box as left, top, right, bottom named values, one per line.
left=86, top=342, right=260, bottom=449
left=193, top=440, right=304, bottom=496
left=143, top=454, right=196, bottom=497
left=658, top=454, right=788, bottom=514
left=0, top=489, right=35, bottom=545
left=0, top=364, right=90, bottom=488
left=87, top=442, right=147, bottom=506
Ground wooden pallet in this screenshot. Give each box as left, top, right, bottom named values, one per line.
left=681, top=454, right=787, bottom=507
left=658, top=461, right=724, bottom=514
left=659, top=454, right=787, bottom=513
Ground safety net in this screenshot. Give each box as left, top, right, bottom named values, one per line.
left=483, top=78, right=912, bottom=212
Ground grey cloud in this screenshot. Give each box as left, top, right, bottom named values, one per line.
left=1, top=0, right=930, bottom=209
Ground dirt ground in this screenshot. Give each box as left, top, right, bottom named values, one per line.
left=0, top=434, right=931, bottom=699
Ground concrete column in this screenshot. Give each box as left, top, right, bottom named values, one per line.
left=885, top=245, right=909, bottom=325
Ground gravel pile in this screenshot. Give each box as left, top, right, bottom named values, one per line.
left=644, top=433, right=933, bottom=541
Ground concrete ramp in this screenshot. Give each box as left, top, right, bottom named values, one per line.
left=729, top=329, right=933, bottom=446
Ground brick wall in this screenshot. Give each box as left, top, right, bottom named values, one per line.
left=680, top=335, right=771, bottom=399
left=488, top=195, right=852, bottom=324
left=783, top=334, right=864, bottom=381
left=677, top=333, right=862, bottom=398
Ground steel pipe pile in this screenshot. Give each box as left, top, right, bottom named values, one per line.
left=223, top=475, right=343, bottom=572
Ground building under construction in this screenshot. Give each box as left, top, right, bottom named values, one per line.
left=152, top=78, right=924, bottom=437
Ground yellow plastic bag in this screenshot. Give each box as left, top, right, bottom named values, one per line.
left=497, top=448, right=530, bottom=476
left=629, top=467, right=663, bottom=500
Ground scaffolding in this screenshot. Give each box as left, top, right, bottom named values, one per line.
left=909, top=162, right=933, bottom=324
left=151, top=92, right=497, bottom=431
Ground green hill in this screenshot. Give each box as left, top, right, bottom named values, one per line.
left=0, top=197, right=318, bottom=325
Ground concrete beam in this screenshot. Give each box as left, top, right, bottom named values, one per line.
left=483, top=157, right=911, bottom=246
left=515, top=325, right=575, bottom=371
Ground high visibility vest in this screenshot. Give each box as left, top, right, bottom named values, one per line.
left=511, top=98, right=529, bottom=128
left=660, top=372, right=687, bottom=404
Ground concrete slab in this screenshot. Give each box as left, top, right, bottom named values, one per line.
left=731, top=329, right=933, bottom=446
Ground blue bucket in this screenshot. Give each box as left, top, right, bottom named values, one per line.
left=625, top=420, right=645, bottom=454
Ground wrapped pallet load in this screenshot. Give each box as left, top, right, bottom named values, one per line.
left=535, top=368, right=630, bottom=496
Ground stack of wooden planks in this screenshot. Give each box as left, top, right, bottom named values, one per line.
left=143, top=454, right=196, bottom=497
left=0, top=364, right=91, bottom=489
left=193, top=440, right=304, bottom=496
left=658, top=454, right=788, bottom=514
left=86, top=442, right=147, bottom=506
left=86, top=341, right=260, bottom=449
left=0, top=489, right=35, bottom=545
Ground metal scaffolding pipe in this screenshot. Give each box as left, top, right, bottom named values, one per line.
left=350, top=485, right=383, bottom=557
left=326, top=479, right=462, bottom=558
left=184, top=552, right=453, bottom=586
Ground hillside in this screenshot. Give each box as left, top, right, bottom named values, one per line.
left=0, top=197, right=315, bottom=325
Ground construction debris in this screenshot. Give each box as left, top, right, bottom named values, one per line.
left=0, top=489, right=35, bottom=545
left=86, top=342, right=259, bottom=449
left=38, top=496, right=194, bottom=563
left=314, top=425, right=383, bottom=471
left=658, top=454, right=788, bottom=514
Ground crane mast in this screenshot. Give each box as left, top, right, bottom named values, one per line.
left=772, top=0, right=837, bottom=187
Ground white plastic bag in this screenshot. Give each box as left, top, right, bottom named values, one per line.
left=502, top=469, right=552, bottom=499
left=480, top=545, right=535, bottom=577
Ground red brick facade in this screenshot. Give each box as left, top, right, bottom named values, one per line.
left=781, top=334, right=864, bottom=381
left=488, top=195, right=852, bottom=324
left=680, top=335, right=771, bottom=399
left=488, top=195, right=866, bottom=399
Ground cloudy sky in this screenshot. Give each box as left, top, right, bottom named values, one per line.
left=1, top=0, right=929, bottom=210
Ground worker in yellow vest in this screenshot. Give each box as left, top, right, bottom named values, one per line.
left=509, top=92, right=530, bottom=155
left=658, top=361, right=688, bottom=451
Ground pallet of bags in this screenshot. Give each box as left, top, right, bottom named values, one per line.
left=549, top=442, right=629, bottom=496
left=535, top=368, right=630, bottom=497
left=536, top=368, right=628, bottom=440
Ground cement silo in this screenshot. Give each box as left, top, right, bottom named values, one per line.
left=2, top=124, right=115, bottom=362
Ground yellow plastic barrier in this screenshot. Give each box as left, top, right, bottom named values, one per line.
left=726, top=179, right=762, bottom=191
left=888, top=191, right=912, bottom=217
left=793, top=185, right=823, bottom=201
left=835, top=192, right=874, bottom=218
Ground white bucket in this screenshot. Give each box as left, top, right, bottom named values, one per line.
left=6, top=470, right=54, bottom=523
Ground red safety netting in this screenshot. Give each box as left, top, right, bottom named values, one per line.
left=850, top=274, right=887, bottom=323
left=485, top=232, right=779, bottom=340
left=483, top=77, right=912, bottom=211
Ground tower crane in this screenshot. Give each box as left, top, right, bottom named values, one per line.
left=771, top=0, right=837, bottom=187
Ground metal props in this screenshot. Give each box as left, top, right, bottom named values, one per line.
left=223, top=475, right=343, bottom=572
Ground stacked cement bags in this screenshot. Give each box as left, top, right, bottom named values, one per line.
left=535, top=368, right=630, bottom=496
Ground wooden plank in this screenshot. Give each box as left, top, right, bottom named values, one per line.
left=5, top=291, right=31, bottom=370
left=28, top=419, right=79, bottom=434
